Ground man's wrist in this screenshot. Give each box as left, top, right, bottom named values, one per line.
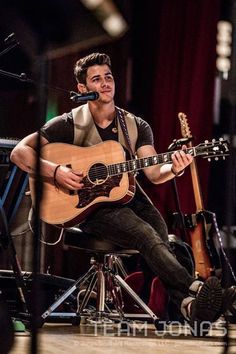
left=171, top=166, right=185, bottom=177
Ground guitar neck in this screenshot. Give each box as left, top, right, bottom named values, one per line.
left=108, top=146, right=197, bottom=176
left=189, top=158, right=204, bottom=211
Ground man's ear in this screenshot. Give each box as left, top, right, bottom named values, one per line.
left=77, top=83, right=87, bottom=93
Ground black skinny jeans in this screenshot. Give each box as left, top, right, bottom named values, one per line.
left=81, top=192, right=195, bottom=308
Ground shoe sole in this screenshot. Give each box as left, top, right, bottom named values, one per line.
left=190, top=276, right=222, bottom=336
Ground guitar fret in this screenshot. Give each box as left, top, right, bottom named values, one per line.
left=162, top=153, right=170, bottom=163
left=132, top=160, right=137, bottom=169
left=110, top=155, right=163, bottom=176
left=128, top=160, right=133, bottom=171
left=122, top=162, right=127, bottom=172
left=144, top=158, right=149, bottom=167
left=108, top=165, right=113, bottom=175
left=153, top=156, right=159, bottom=164
left=189, top=147, right=195, bottom=156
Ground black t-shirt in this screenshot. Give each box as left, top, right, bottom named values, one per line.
left=40, top=110, right=154, bottom=150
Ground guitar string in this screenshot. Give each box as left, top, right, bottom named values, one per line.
left=87, top=153, right=172, bottom=179
left=87, top=144, right=225, bottom=179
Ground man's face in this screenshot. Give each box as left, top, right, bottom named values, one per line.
left=78, top=64, right=115, bottom=103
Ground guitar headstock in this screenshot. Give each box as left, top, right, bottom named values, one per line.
left=195, top=138, right=230, bottom=160
left=178, top=112, right=192, bottom=138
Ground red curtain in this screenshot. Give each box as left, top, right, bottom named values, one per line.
left=131, top=0, right=221, bottom=226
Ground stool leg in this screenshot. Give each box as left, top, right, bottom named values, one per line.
left=105, top=254, right=128, bottom=278
left=78, top=271, right=98, bottom=312
left=96, top=264, right=106, bottom=314
left=41, top=265, right=96, bottom=322
left=106, top=271, right=125, bottom=318
left=83, top=264, right=109, bottom=324
left=112, top=272, right=159, bottom=323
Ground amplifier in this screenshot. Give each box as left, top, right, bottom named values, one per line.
left=0, top=270, right=76, bottom=318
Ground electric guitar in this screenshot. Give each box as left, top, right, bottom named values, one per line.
left=29, top=139, right=229, bottom=228
left=178, top=112, right=224, bottom=280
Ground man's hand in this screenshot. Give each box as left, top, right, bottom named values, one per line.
left=54, top=165, right=84, bottom=190
left=171, top=145, right=193, bottom=175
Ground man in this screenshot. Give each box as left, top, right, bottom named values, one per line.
left=10, top=52, right=228, bottom=336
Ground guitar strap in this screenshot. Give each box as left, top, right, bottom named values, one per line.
left=116, top=107, right=136, bottom=158
left=116, top=107, right=154, bottom=205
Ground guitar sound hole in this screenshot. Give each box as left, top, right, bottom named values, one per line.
left=88, top=163, right=108, bottom=184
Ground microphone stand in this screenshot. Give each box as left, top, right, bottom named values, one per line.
left=0, top=36, right=71, bottom=94
left=0, top=41, right=99, bottom=100
left=0, top=37, right=19, bottom=59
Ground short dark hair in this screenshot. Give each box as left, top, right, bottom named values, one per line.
left=74, top=53, right=112, bottom=84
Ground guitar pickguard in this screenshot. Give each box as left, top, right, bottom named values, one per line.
left=77, top=174, right=123, bottom=208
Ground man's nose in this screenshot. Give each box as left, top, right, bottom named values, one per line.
left=101, top=78, right=109, bottom=87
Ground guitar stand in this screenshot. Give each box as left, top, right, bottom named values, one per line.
left=39, top=253, right=160, bottom=330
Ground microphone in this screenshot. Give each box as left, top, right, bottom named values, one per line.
left=70, top=91, right=99, bottom=102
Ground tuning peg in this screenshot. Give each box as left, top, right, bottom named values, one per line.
left=215, top=157, right=219, bottom=161
left=205, top=140, right=209, bottom=144
left=208, top=158, right=211, bottom=162
left=212, top=138, right=216, bottom=143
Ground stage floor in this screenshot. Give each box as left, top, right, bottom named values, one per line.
left=10, top=320, right=236, bottom=354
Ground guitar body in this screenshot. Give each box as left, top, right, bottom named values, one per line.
left=178, top=112, right=225, bottom=280
left=188, top=210, right=222, bottom=280
left=29, top=136, right=228, bottom=229
left=29, top=140, right=135, bottom=227
left=188, top=212, right=214, bottom=280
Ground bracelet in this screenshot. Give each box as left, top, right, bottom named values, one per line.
left=53, top=164, right=61, bottom=188
left=171, top=166, right=185, bottom=177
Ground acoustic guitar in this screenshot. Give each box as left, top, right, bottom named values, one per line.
left=178, top=112, right=224, bottom=280
left=29, top=139, right=229, bottom=228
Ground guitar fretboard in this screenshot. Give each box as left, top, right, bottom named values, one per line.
left=108, top=147, right=195, bottom=176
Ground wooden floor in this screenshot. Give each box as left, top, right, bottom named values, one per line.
left=10, top=319, right=236, bottom=354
